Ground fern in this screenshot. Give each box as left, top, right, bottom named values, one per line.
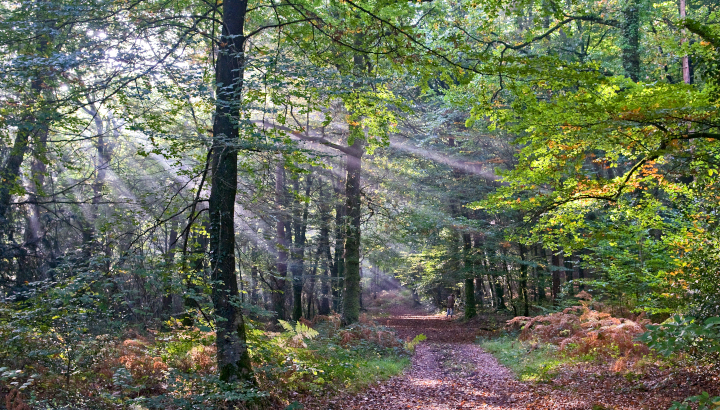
left=278, top=320, right=319, bottom=340
left=404, top=334, right=426, bottom=351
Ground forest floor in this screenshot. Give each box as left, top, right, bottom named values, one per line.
left=308, top=306, right=719, bottom=410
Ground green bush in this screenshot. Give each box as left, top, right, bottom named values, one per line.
left=637, top=315, right=720, bottom=363
left=668, top=391, right=720, bottom=410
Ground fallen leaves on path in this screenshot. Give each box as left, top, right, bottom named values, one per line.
left=304, top=313, right=719, bottom=410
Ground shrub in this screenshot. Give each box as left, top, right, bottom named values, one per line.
left=638, top=315, right=720, bottom=364
left=506, top=303, right=652, bottom=359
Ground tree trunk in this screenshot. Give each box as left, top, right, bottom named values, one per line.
left=306, top=253, right=318, bottom=320
left=577, top=252, right=586, bottom=291
left=502, top=255, right=517, bottom=316
left=291, top=175, right=312, bottom=321
left=208, top=0, right=253, bottom=383
left=621, top=0, right=641, bottom=82
left=475, top=276, right=484, bottom=309
left=332, top=179, right=345, bottom=312
left=494, top=275, right=505, bottom=310
left=342, top=137, right=363, bottom=325
left=551, top=251, right=561, bottom=304
left=273, top=162, right=289, bottom=320
left=250, top=247, right=259, bottom=306
left=0, top=15, right=54, bottom=232
left=535, top=245, right=547, bottom=302
left=519, top=244, right=530, bottom=316
left=463, top=233, right=476, bottom=319
left=680, top=0, right=691, bottom=84
left=564, top=251, right=575, bottom=294
left=318, top=182, right=332, bottom=315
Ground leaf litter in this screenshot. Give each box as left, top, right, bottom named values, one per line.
left=309, top=312, right=719, bottom=410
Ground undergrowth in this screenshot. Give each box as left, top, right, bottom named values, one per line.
left=0, top=297, right=411, bottom=410
left=478, top=335, right=568, bottom=382
left=478, top=299, right=659, bottom=382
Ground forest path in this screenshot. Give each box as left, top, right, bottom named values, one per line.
left=311, top=307, right=705, bottom=409
left=331, top=313, right=538, bottom=410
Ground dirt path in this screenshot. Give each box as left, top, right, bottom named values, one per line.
left=332, top=313, right=534, bottom=410
left=326, top=313, right=673, bottom=410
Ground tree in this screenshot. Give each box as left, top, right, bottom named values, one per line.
left=206, top=0, right=254, bottom=383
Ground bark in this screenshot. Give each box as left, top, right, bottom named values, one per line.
left=463, top=233, right=476, bottom=319
left=332, top=178, right=345, bottom=312
left=475, top=276, right=484, bottom=309
left=680, top=0, right=691, bottom=84
left=250, top=247, right=259, bottom=306
left=273, top=162, right=289, bottom=320
left=564, top=252, right=575, bottom=294
left=577, top=252, right=586, bottom=291
left=535, top=245, right=547, bottom=302
left=162, top=217, right=180, bottom=314
left=551, top=251, right=562, bottom=304
left=494, top=275, right=505, bottom=310
left=208, top=0, right=253, bottom=383
left=291, top=175, right=312, bottom=321
left=473, top=234, right=484, bottom=309
left=502, top=255, right=517, bottom=316
left=306, top=253, right=318, bottom=319
left=0, top=7, right=54, bottom=232
left=342, top=137, right=363, bottom=325
left=519, top=244, right=530, bottom=316
left=480, top=251, right=495, bottom=308
left=621, top=0, right=641, bottom=82
left=318, top=183, right=332, bottom=315
left=24, top=124, right=49, bottom=256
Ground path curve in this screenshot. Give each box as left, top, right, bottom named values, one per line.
left=332, top=314, right=537, bottom=410
left=315, top=312, right=701, bottom=410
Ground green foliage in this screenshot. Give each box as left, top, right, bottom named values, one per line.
left=669, top=391, right=720, bottom=410
left=278, top=320, right=320, bottom=341
left=404, top=334, right=427, bottom=352
left=638, top=315, right=720, bottom=363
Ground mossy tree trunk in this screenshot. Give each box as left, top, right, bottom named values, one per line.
left=208, top=0, right=253, bottom=383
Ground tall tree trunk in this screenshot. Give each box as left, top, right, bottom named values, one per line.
left=463, top=233, right=476, bottom=319
left=473, top=234, right=484, bottom=309
left=576, top=252, right=586, bottom=291
left=502, top=255, right=517, bottom=316
left=24, top=122, right=50, bottom=266
left=535, top=245, right=547, bottom=302
left=551, top=250, right=562, bottom=304
left=480, top=251, right=495, bottom=308
left=208, top=0, right=253, bottom=383
left=494, top=275, right=505, bottom=311
left=318, top=182, right=332, bottom=315
left=306, top=253, right=318, bottom=320
left=519, top=244, right=530, bottom=316
left=621, top=0, right=641, bottom=82
left=273, top=162, right=289, bottom=321
left=475, top=276, right=484, bottom=309
left=342, top=137, right=364, bottom=325
left=331, top=178, right=345, bottom=312
left=291, top=175, right=312, bottom=321
left=163, top=217, right=180, bottom=314
left=564, top=251, right=575, bottom=294
left=680, top=0, right=691, bottom=84
left=250, top=247, right=259, bottom=306
left=0, top=6, right=54, bottom=232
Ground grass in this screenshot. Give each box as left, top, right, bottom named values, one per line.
left=305, top=338, right=410, bottom=394
left=478, top=334, right=571, bottom=382
left=343, top=357, right=410, bottom=390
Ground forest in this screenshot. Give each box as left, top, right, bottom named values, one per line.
left=0, top=0, right=719, bottom=408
